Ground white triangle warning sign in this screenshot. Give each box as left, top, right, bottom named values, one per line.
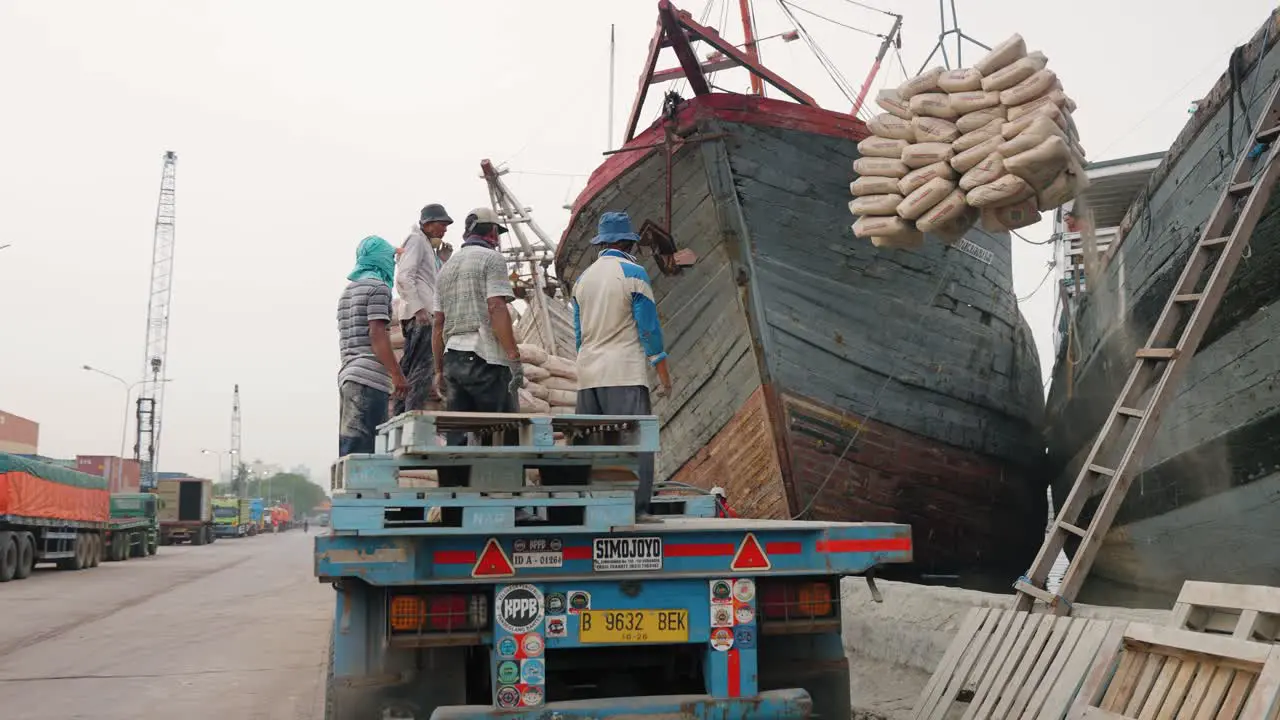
left=471, top=538, right=515, bottom=578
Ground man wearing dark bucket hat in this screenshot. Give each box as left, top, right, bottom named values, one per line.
left=570, top=211, right=672, bottom=517
left=393, top=203, right=453, bottom=413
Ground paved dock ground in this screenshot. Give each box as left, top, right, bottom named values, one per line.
left=0, top=530, right=330, bottom=720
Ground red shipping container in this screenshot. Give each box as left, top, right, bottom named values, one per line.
left=76, top=455, right=141, bottom=494
left=0, top=455, right=109, bottom=523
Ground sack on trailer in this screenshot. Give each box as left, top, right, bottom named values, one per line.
left=998, top=117, right=1067, bottom=158
left=951, top=135, right=1002, bottom=174
left=949, top=90, right=1001, bottom=116
left=525, top=382, right=550, bottom=401
left=911, top=116, right=960, bottom=143
left=546, top=388, right=578, bottom=407
left=914, top=189, right=969, bottom=233
left=928, top=205, right=980, bottom=245
left=542, top=376, right=578, bottom=392
left=959, top=153, right=1006, bottom=191
left=517, top=343, right=549, bottom=366
left=957, top=106, right=1008, bottom=133
left=954, top=118, right=1004, bottom=152
left=868, top=113, right=916, bottom=141
left=875, top=89, right=914, bottom=120
left=999, top=69, right=1059, bottom=108
left=897, top=66, right=945, bottom=100
left=966, top=173, right=1035, bottom=208
left=522, top=363, right=551, bottom=381
left=541, top=354, right=578, bottom=380
left=518, top=389, right=551, bottom=414
left=849, top=194, right=905, bottom=216
left=898, top=161, right=956, bottom=195
left=981, top=198, right=1040, bottom=232
left=902, top=142, right=955, bottom=169
left=974, top=33, right=1027, bottom=75
left=858, top=136, right=909, bottom=159
left=1002, top=108, right=1068, bottom=140
left=851, top=176, right=902, bottom=196
left=1006, top=90, right=1071, bottom=122
left=980, top=56, right=1042, bottom=92
left=937, top=68, right=983, bottom=93
left=853, top=214, right=914, bottom=240
left=1004, top=135, right=1072, bottom=191
left=853, top=156, right=910, bottom=178
left=909, top=93, right=959, bottom=119
left=897, top=176, right=956, bottom=220
left=1036, top=154, right=1090, bottom=211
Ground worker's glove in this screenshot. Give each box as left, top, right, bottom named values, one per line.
left=508, top=363, right=524, bottom=399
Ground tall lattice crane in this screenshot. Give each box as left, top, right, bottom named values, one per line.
left=135, top=151, right=177, bottom=491
left=230, top=384, right=243, bottom=497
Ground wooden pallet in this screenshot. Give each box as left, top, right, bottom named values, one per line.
left=1067, top=622, right=1280, bottom=720
left=1171, top=582, right=1280, bottom=643
left=911, top=607, right=1122, bottom=720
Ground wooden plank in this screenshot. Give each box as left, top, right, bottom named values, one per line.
left=1178, top=582, right=1280, bottom=618
left=1021, top=618, right=1093, bottom=720
left=1193, top=667, right=1236, bottom=720
left=993, top=614, right=1059, bottom=720
left=912, top=607, right=989, bottom=720
left=1233, top=610, right=1261, bottom=641
left=1060, top=621, right=1130, bottom=720
left=1009, top=616, right=1076, bottom=720
left=1238, top=647, right=1280, bottom=720
left=1124, top=654, right=1168, bottom=717
left=1073, top=708, right=1137, bottom=720
left=1140, top=657, right=1184, bottom=720
left=1126, top=624, right=1275, bottom=667
left=1176, top=662, right=1218, bottom=720
left=961, top=609, right=1026, bottom=700
left=1103, top=649, right=1147, bottom=711
left=1157, top=660, right=1201, bottom=720
left=969, top=611, right=1042, bottom=720
left=1213, top=670, right=1254, bottom=720
left=923, top=607, right=1002, bottom=720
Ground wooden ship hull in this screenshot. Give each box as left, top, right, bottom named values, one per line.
left=555, top=91, right=1047, bottom=584
left=1045, top=8, right=1280, bottom=607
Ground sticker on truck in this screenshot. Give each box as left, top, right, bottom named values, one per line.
left=592, top=536, right=663, bottom=572
left=512, top=537, right=563, bottom=569
left=495, top=584, right=544, bottom=634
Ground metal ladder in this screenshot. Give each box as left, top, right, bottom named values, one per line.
left=1015, top=78, right=1280, bottom=615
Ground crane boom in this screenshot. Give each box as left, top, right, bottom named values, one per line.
left=136, top=151, right=177, bottom=490
left=231, top=384, right=243, bottom=497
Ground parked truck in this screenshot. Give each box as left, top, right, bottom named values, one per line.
left=249, top=497, right=265, bottom=535
left=316, top=412, right=914, bottom=719
left=102, top=492, right=159, bottom=560
left=157, top=477, right=215, bottom=546
left=212, top=496, right=252, bottom=538
left=0, top=453, right=160, bottom=582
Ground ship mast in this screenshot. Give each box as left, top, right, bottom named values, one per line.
left=737, top=0, right=764, bottom=95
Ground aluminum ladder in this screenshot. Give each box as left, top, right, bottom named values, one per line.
left=1014, top=78, right=1280, bottom=614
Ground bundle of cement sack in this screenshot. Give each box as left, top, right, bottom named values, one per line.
left=849, top=33, right=1087, bottom=246
left=517, top=343, right=579, bottom=415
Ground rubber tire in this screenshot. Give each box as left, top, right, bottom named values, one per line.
left=130, top=533, right=146, bottom=558
left=0, top=532, right=17, bottom=582
left=147, top=537, right=158, bottom=556
left=88, top=534, right=101, bottom=568
left=73, top=534, right=88, bottom=570
left=13, top=533, right=34, bottom=579
left=192, top=528, right=206, bottom=546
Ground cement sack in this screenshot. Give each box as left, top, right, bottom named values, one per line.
left=897, top=177, right=956, bottom=220
left=954, top=118, right=1004, bottom=152
left=550, top=406, right=576, bottom=416
left=853, top=214, right=914, bottom=240
left=848, top=194, right=904, bottom=216
left=542, top=376, right=578, bottom=392
left=951, top=136, right=1002, bottom=174
left=868, top=113, right=916, bottom=141
left=541, top=354, right=578, bottom=381
left=911, top=116, right=960, bottom=143
left=898, top=161, right=956, bottom=196
left=999, top=69, right=1059, bottom=108
left=1004, top=135, right=1071, bottom=191
left=546, top=388, right=578, bottom=407
left=959, top=153, right=1006, bottom=191
left=980, top=57, right=1040, bottom=92
left=901, top=142, right=955, bottom=169
left=870, top=230, right=925, bottom=250
left=853, top=156, right=909, bottom=178
left=981, top=198, right=1040, bottom=232
left=1002, top=109, right=1068, bottom=140
left=857, top=136, right=908, bottom=159
left=973, top=34, right=1027, bottom=75
left=850, top=176, right=901, bottom=196
left=875, top=89, right=914, bottom=120
left=956, top=106, right=1008, bottom=133
left=517, top=343, right=549, bottom=366
left=525, top=382, right=550, bottom=401
left=999, top=128, right=1066, bottom=161
left=966, top=173, right=1035, bottom=208
left=1006, top=90, right=1070, bottom=122
left=937, top=68, right=983, bottom=93
left=908, top=93, right=958, bottom=120
left=915, top=189, right=968, bottom=233
left=522, top=363, right=551, bottom=382
left=929, top=206, right=979, bottom=245
left=949, top=90, right=1001, bottom=116
left=897, top=66, right=945, bottom=100
left=1036, top=155, right=1090, bottom=211
left=518, top=390, right=551, bottom=414
left=1027, top=51, right=1049, bottom=69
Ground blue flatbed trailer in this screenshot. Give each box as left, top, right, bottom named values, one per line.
left=315, top=411, right=913, bottom=720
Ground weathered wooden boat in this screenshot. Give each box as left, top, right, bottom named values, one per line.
left=553, top=1, right=1046, bottom=584
left=1045, top=7, right=1280, bottom=607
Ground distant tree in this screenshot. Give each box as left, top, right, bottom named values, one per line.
left=231, top=463, right=250, bottom=495
left=228, top=472, right=328, bottom=513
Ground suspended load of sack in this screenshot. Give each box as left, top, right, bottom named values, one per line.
left=849, top=33, right=1088, bottom=249
left=516, top=343, right=579, bottom=415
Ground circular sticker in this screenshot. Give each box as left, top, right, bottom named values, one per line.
left=732, top=578, right=756, bottom=602
left=710, top=627, right=735, bottom=651
left=546, top=593, right=567, bottom=614
left=496, top=636, right=518, bottom=658
left=711, top=605, right=733, bottom=627
left=711, top=580, right=732, bottom=602
left=548, top=538, right=562, bottom=551
left=735, top=605, right=755, bottom=625
left=497, top=660, right=520, bottom=685
left=568, top=591, right=590, bottom=611
left=522, top=632, right=545, bottom=657
left=521, top=658, right=546, bottom=685
left=495, top=584, right=545, bottom=634
left=513, top=539, right=528, bottom=553
left=521, top=686, right=544, bottom=706
left=496, top=685, right=521, bottom=708
left=546, top=616, right=567, bottom=638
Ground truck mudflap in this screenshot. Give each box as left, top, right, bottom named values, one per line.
left=427, top=689, right=812, bottom=720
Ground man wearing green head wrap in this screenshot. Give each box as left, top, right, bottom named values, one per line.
left=337, top=236, right=410, bottom=456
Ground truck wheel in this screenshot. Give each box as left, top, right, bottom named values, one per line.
left=72, top=534, right=88, bottom=570
left=192, top=527, right=207, bottom=546
left=13, top=533, right=34, bottom=579
left=88, top=535, right=101, bottom=568
left=130, top=533, right=146, bottom=558
left=0, top=532, right=17, bottom=582
left=208, top=527, right=217, bottom=544
left=147, top=537, right=158, bottom=556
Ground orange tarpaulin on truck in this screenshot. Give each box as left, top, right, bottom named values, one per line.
left=0, top=454, right=111, bottom=524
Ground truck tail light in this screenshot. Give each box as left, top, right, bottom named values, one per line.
left=760, top=578, right=836, bottom=620
left=389, top=591, right=488, bottom=633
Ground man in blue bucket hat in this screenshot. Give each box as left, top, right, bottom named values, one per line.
left=571, top=211, right=672, bottom=516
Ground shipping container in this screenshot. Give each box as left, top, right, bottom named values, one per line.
left=155, top=478, right=215, bottom=546
left=0, top=411, right=39, bottom=455
left=76, top=455, right=141, bottom=494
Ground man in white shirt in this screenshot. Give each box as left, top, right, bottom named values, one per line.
left=394, top=203, right=453, bottom=413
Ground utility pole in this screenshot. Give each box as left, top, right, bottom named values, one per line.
left=136, top=151, right=178, bottom=491
left=231, top=384, right=243, bottom=498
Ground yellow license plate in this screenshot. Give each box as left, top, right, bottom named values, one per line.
left=578, top=610, right=689, bottom=644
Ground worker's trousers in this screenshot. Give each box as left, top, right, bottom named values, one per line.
left=394, top=319, right=440, bottom=414
left=338, top=381, right=389, bottom=457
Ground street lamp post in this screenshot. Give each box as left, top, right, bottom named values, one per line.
left=201, top=449, right=239, bottom=488
left=83, top=365, right=172, bottom=489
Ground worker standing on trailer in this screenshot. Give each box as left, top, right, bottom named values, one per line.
left=431, top=207, right=523, bottom=431
left=337, top=236, right=409, bottom=456
left=394, top=204, right=453, bottom=414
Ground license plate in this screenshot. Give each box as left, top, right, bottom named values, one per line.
left=578, top=610, right=689, bottom=644
left=512, top=552, right=562, bottom=568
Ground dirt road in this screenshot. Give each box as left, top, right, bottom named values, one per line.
left=0, top=529, right=330, bottom=720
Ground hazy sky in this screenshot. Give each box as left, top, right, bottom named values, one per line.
left=2, top=0, right=1274, bottom=487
